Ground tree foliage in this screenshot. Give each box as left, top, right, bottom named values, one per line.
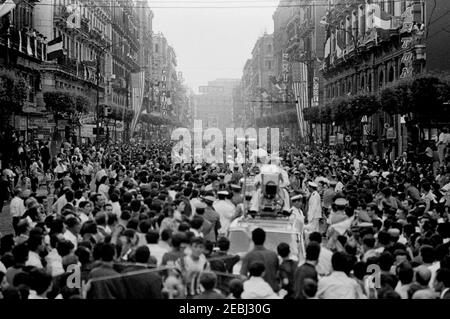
left=0, top=68, right=29, bottom=114
left=304, top=74, right=450, bottom=124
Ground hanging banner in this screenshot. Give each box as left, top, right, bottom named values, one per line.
left=292, top=62, right=308, bottom=139
left=312, top=77, right=319, bottom=107
left=282, top=53, right=289, bottom=83
left=130, top=71, right=146, bottom=136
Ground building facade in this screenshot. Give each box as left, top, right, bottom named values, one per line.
left=0, top=0, right=48, bottom=140
left=254, top=0, right=326, bottom=142
left=320, top=0, right=443, bottom=157
left=151, top=32, right=178, bottom=119
left=194, top=79, right=240, bottom=132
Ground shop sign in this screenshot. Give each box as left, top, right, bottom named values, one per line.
left=15, top=116, right=27, bottom=130
left=386, top=127, right=396, bottom=139
left=312, top=77, right=319, bottom=107
left=329, top=135, right=336, bottom=146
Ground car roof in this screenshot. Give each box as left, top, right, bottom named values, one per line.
left=229, top=216, right=300, bottom=234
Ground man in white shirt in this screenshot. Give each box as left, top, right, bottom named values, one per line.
left=146, top=230, right=169, bottom=267
left=46, top=237, right=65, bottom=277
left=63, top=217, right=81, bottom=250
left=317, top=252, right=366, bottom=299
left=306, top=182, right=322, bottom=233
left=25, top=235, right=45, bottom=269
left=54, top=159, right=67, bottom=178
left=10, top=188, right=26, bottom=231
left=213, top=191, right=236, bottom=237
left=437, top=127, right=450, bottom=165
left=52, top=189, right=70, bottom=215
left=110, top=193, right=122, bottom=219
left=190, top=189, right=203, bottom=218
left=309, top=232, right=333, bottom=277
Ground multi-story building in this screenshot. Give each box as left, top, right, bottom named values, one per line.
left=136, top=0, right=154, bottom=114
left=0, top=0, right=48, bottom=140
left=239, top=33, right=274, bottom=129
left=241, top=59, right=254, bottom=126
left=257, top=0, right=326, bottom=141
left=31, top=0, right=147, bottom=142
left=34, top=0, right=114, bottom=141
left=232, top=84, right=245, bottom=128
left=151, top=32, right=178, bottom=119
left=320, top=0, right=448, bottom=157
left=194, top=79, right=240, bottom=132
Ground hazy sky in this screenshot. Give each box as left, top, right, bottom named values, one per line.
left=150, top=0, right=277, bottom=93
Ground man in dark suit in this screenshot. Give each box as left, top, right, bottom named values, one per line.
left=240, top=228, right=279, bottom=292
left=293, top=242, right=320, bottom=299
left=121, top=246, right=163, bottom=299
left=435, top=268, right=450, bottom=299
left=194, top=272, right=226, bottom=299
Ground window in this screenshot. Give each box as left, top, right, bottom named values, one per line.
left=266, top=60, right=272, bottom=70
left=359, top=5, right=366, bottom=36
left=155, top=43, right=159, bottom=53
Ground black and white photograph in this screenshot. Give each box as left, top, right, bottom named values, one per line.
left=0, top=0, right=450, bottom=304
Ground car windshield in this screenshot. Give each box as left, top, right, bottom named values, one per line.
left=228, top=230, right=299, bottom=258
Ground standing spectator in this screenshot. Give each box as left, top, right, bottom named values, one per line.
left=175, top=237, right=210, bottom=298
left=10, top=188, right=25, bottom=233
left=277, top=242, right=298, bottom=298
left=240, top=228, right=280, bottom=293
left=434, top=268, right=450, bottom=299
left=293, top=242, right=320, bottom=299
left=317, top=252, right=366, bottom=299
left=241, top=262, right=280, bottom=299
left=194, top=272, right=226, bottom=299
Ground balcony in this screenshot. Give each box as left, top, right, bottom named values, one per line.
left=298, top=20, right=314, bottom=39
left=286, top=34, right=300, bottom=54
left=3, top=28, right=47, bottom=62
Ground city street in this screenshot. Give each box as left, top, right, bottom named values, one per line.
left=0, top=0, right=450, bottom=302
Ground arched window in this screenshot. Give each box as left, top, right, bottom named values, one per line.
left=388, top=66, right=395, bottom=82
left=379, top=70, right=384, bottom=88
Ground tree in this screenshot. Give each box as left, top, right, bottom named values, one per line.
left=0, top=68, right=29, bottom=117
left=43, top=91, right=76, bottom=119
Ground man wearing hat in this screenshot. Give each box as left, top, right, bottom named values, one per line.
left=230, top=184, right=243, bottom=206
left=213, top=191, right=236, bottom=237
left=322, top=181, right=337, bottom=212
left=306, top=182, right=322, bottom=233
left=328, top=198, right=349, bottom=225
left=290, top=194, right=305, bottom=234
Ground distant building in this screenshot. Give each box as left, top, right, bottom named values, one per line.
left=194, top=79, right=240, bottom=132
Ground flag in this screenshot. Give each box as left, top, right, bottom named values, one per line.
left=292, top=63, right=308, bottom=139
left=366, top=3, right=374, bottom=30
left=47, top=36, right=64, bottom=61
left=324, top=37, right=331, bottom=60
left=18, top=30, right=22, bottom=52
left=26, top=31, right=32, bottom=56
left=0, top=0, right=15, bottom=18
left=336, top=30, right=345, bottom=57
left=130, top=71, right=146, bottom=136
left=372, top=4, right=392, bottom=30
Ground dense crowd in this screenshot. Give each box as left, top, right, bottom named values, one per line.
left=0, top=128, right=449, bottom=299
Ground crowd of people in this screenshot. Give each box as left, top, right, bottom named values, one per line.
left=0, top=128, right=449, bottom=299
